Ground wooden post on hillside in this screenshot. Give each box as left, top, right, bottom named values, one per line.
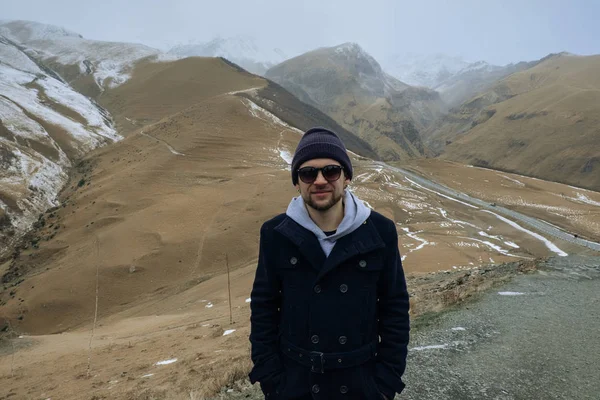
left=7, top=321, right=15, bottom=377
left=86, top=236, right=101, bottom=377
left=226, top=254, right=233, bottom=324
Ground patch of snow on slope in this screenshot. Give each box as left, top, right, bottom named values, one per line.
left=478, top=231, right=501, bottom=240
left=499, top=174, right=525, bottom=187
left=437, top=208, right=481, bottom=230
left=482, top=210, right=568, bottom=257
left=0, top=96, right=50, bottom=141
left=405, top=178, right=478, bottom=209
left=571, top=193, right=600, bottom=206
left=399, top=226, right=431, bottom=261
left=0, top=146, right=69, bottom=232
left=0, top=39, right=42, bottom=74
left=457, top=236, right=521, bottom=258
left=0, top=65, right=119, bottom=150
left=0, top=95, right=71, bottom=196
left=155, top=358, right=178, bottom=366
left=242, top=98, right=302, bottom=133
left=0, top=53, right=121, bottom=241
left=411, top=344, right=449, bottom=351
left=36, top=76, right=118, bottom=140
left=279, top=149, right=293, bottom=165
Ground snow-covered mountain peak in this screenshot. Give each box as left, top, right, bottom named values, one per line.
left=383, top=52, right=474, bottom=88
left=0, top=20, right=83, bottom=43
left=168, top=35, right=287, bottom=75
left=334, top=42, right=362, bottom=53
left=332, top=42, right=377, bottom=63
left=330, top=42, right=385, bottom=77
left=0, top=20, right=173, bottom=89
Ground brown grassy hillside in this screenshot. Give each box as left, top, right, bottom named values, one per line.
left=98, top=57, right=265, bottom=135
left=425, top=53, right=600, bottom=190
left=0, top=57, right=302, bottom=335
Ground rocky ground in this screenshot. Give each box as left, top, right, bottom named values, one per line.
left=208, top=255, right=600, bottom=400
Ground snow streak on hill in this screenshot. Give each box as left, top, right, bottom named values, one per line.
left=0, top=27, right=123, bottom=252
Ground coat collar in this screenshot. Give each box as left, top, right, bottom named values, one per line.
left=274, top=215, right=385, bottom=280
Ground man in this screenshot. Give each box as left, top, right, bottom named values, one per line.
left=249, top=127, right=410, bottom=399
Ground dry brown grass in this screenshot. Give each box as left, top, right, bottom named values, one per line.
left=182, top=356, right=252, bottom=400
left=428, top=54, right=600, bottom=191
left=404, top=158, right=600, bottom=242
left=99, top=57, right=266, bottom=137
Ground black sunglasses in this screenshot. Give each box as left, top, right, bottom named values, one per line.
left=297, top=165, right=344, bottom=184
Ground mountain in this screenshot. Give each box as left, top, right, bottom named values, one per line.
left=168, top=36, right=287, bottom=75
left=382, top=53, right=540, bottom=107
left=0, top=20, right=173, bottom=97
left=434, top=60, right=539, bottom=107
left=383, top=52, right=472, bottom=88
left=0, top=22, right=377, bottom=261
left=426, top=52, right=600, bottom=190
left=266, top=43, right=446, bottom=161
left=0, top=30, right=121, bottom=259
left=0, top=49, right=379, bottom=336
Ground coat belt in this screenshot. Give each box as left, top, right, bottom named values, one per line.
left=280, top=336, right=377, bottom=374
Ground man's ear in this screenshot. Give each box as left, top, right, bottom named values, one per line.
left=295, top=183, right=300, bottom=192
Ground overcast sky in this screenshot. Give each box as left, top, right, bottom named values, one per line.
left=3, top=0, right=599, bottom=65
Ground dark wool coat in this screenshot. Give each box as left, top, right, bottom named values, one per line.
left=249, top=211, right=410, bottom=400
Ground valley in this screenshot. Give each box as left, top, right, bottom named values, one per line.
left=0, top=17, right=599, bottom=400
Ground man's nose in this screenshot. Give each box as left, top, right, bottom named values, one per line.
left=314, top=170, right=328, bottom=184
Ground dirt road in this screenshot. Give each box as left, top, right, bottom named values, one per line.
left=381, top=162, right=600, bottom=252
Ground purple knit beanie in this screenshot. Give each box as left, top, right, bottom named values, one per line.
left=291, top=127, right=353, bottom=185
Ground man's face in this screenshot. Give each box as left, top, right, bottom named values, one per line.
left=295, top=158, right=350, bottom=212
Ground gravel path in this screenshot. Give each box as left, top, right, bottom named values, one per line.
left=212, top=256, right=600, bottom=399
left=401, top=255, right=600, bottom=400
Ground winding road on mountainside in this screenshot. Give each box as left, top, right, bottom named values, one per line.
left=377, top=162, right=600, bottom=253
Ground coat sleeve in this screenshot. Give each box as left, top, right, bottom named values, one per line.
left=375, top=219, right=410, bottom=398
left=248, top=224, right=284, bottom=395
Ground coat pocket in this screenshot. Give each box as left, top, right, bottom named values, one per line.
left=359, top=362, right=382, bottom=400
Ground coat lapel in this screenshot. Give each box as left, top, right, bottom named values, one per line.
left=317, top=218, right=385, bottom=281
left=274, top=216, right=386, bottom=280
left=274, top=217, right=326, bottom=273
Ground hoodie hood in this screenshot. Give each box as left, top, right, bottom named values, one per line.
left=285, top=189, right=371, bottom=257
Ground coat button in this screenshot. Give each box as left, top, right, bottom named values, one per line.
left=339, top=284, right=348, bottom=293
left=339, top=336, right=347, bottom=344
left=311, top=334, right=320, bottom=344
left=312, top=384, right=320, bottom=393
left=340, top=385, right=348, bottom=394
left=314, top=285, right=322, bottom=293
left=359, top=260, right=367, bottom=268
left=290, top=257, right=298, bottom=265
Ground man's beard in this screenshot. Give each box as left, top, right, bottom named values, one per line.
left=303, top=189, right=344, bottom=211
